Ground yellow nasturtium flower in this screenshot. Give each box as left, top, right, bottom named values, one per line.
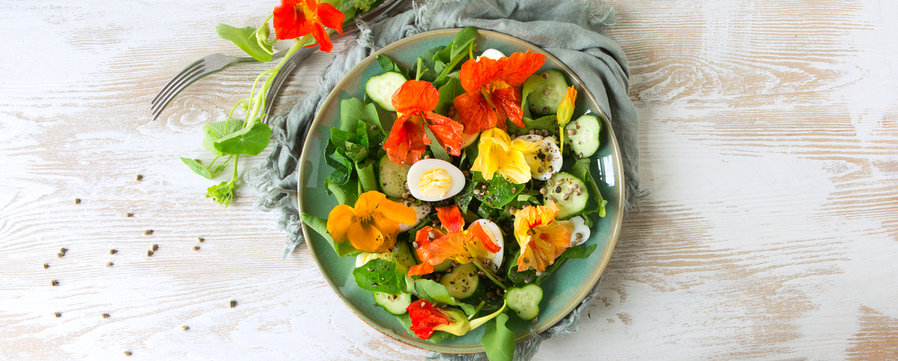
left=513, top=201, right=571, bottom=272
left=471, top=128, right=540, bottom=184
left=556, top=85, right=577, bottom=152
left=326, top=191, right=417, bottom=253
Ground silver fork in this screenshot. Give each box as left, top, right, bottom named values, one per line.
left=151, top=50, right=286, bottom=120
left=151, top=0, right=405, bottom=120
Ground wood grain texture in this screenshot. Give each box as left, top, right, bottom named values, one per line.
left=2, top=0, right=897, bottom=360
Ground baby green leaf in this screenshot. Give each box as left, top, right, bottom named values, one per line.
left=213, top=122, right=271, bottom=156
left=216, top=23, right=273, bottom=62
left=450, top=27, right=478, bottom=60
left=180, top=157, right=212, bottom=179
left=435, top=76, right=463, bottom=114
left=300, top=213, right=360, bottom=257
left=481, top=313, right=514, bottom=361
left=353, top=259, right=405, bottom=295
left=412, top=279, right=476, bottom=315
left=376, top=54, right=410, bottom=79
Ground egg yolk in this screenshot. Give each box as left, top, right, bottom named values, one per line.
left=417, top=168, right=453, bottom=199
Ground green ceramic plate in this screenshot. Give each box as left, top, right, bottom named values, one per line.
left=297, top=28, right=624, bottom=353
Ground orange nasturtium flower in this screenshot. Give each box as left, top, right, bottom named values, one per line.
left=407, top=206, right=500, bottom=276
left=453, top=51, right=546, bottom=135
left=383, top=80, right=464, bottom=165
left=513, top=201, right=571, bottom=272
left=326, top=191, right=417, bottom=253
left=471, top=128, right=540, bottom=184
left=273, top=0, right=345, bottom=52
left=407, top=299, right=507, bottom=339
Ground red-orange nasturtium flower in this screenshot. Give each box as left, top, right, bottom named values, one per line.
left=407, top=206, right=500, bottom=276
left=406, top=300, right=450, bottom=339
left=453, top=51, right=546, bottom=135
left=407, top=299, right=507, bottom=339
left=384, top=80, right=464, bottom=165
left=273, top=0, right=344, bottom=52
left=513, top=200, right=571, bottom=272
left=326, top=191, right=417, bottom=253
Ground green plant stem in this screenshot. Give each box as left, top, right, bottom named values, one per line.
left=472, top=259, right=507, bottom=290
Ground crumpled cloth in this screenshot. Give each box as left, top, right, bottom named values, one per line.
left=245, top=0, right=639, bottom=359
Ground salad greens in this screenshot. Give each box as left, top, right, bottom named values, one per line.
left=301, top=27, right=609, bottom=359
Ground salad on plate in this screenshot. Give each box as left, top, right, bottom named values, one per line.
left=301, top=27, right=608, bottom=357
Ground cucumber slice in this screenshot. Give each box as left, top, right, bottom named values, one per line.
left=374, top=292, right=412, bottom=315
left=392, top=240, right=416, bottom=268
left=526, top=70, right=569, bottom=116
left=433, top=259, right=454, bottom=273
left=544, top=172, right=588, bottom=219
left=439, top=263, right=479, bottom=300
left=505, top=284, right=543, bottom=320
left=565, top=114, right=601, bottom=158
left=378, top=154, right=410, bottom=198
left=397, top=200, right=431, bottom=232
left=365, top=72, right=407, bottom=111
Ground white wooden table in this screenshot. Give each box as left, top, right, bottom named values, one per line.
left=3, top=1, right=897, bottom=360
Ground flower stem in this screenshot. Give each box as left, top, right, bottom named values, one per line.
left=472, top=259, right=507, bottom=290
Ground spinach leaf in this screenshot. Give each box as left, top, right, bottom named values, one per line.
left=213, top=122, right=271, bottom=156
left=377, top=54, right=410, bottom=79
left=215, top=24, right=273, bottom=62
left=412, top=279, right=476, bottom=315
left=353, top=258, right=406, bottom=295
left=300, top=213, right=360, bottom=257
left=339, top=97, right=383, bottom=137
left=481, top=313, right=515, bottom=361
left=424, top=127, right=451, bottom=161
left=569, top=158, right=607, bottom=217
left=435, top=76, right=463, bottom=114
left=450, top=27, right=478, bottom=59
left=454, top=181, right=477, bottom=214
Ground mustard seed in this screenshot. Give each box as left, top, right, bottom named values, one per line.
left=143, top=230, right=153, bottom=236
left=229, top=300, right=237, bottom=308
left=109, top=249, right=117, bottom=255
left=51, top=280, right=59, bottom=286
left=136, top=174, right=143, bottom=181
left=106, top=262, right=114, bottom=267
left=193, top=245, right=200, bottom=251
left=147, top=250, right=154, bottom=257
left=151, top=244, right=158, bottom=251
left=102, top=313, right=110, bottom=319
left=196, top=237, right=204, bottom=243
left=53, top=312, right=61, bottom=318
left=182, top=325, right=190, bottom=331
left=74, top=198, right=81, bottom=204
left=43, top=263, right=49, bottom=269
left=124, top=351, right=132, bottom=356
left=125, top=212, right=134, bottom=218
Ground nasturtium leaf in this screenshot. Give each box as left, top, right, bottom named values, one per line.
left=214, top=122, right=271, bottom=156
left=202, top=120, right=242, bottom=155
left=215, top=23, right=273, bottom=62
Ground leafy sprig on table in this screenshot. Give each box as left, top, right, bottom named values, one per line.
left=180, top=0, right=382, bottom=206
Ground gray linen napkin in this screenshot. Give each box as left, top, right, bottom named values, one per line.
left=245, top=0, right=639, bottom=359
